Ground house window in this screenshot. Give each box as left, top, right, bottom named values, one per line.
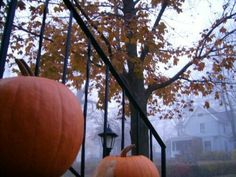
left=197, top=113, right=203, bottom=117
left=204, top=141, right=212, bottom=152
left=172, top=142, right=176, bottom=151
left=224, top=141, right=228, bottom=152
left=200, top=123, right=205, bottom=133
left=223, top=124, right=226, bottom=133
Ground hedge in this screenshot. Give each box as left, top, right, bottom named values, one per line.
left=166, top=161, right=236, bottom=177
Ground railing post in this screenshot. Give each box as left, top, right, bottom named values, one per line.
left=34, top=0, right=50, bottom=76
left=102, top=65, right=110, bottom=157
left=62, top=12, right=73, bottom=84
left=0, top=1, right=4, bottom=9
left=136, top=113, right=140, bottom=155
left=161, top=147, right=166, bottom=177
left=80, top=40, right=91, bottom=177
left=121, top=90, right=125, bottom=150
left=150, top=131, right=153, bottom=161
left=0, top=0, right=17, bottom=78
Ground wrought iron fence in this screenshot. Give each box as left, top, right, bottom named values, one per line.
left=0, top=1, right=166, bottom=177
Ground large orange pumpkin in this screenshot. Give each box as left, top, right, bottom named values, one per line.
left=93, top=145, right=160, bottom=177
left=0, top=76, right=84, bottom=177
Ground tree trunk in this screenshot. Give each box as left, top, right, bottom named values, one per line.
left=130, top=102, right=149, bottom=157
left=223, top=90, right=236, bottom=149
left=122, top=0, right=149, bottom=157
left=126, top=72, right=149, bottom=157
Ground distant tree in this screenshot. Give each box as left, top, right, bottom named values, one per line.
left=220, top=70, right=236, bottom=149
left=1, top=0, right=236, bottom=157
left=204, top=30, right=236, bottom=148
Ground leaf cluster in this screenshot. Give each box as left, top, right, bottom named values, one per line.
left=1, top=0, right=236, bottom=118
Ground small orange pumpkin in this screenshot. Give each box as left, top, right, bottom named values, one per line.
left=0, top=76, right=84, bottom=177
left=93, top=144, right=160, bottom=177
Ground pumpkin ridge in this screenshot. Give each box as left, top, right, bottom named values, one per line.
left=26, top=78, right=49, bottom=175
left=13, top=78, right=37, bottom=175
left=11, top=80, right=25, bottom=171
left=57, top=83, right=66, bottom=172
left=47, top=81, right=64, bottom=175
left=136, top=156, right=146, bottom=176
left=144, top=156, right=153, bottom=176
left=27, top=79, right=39, bottom=174
left=142, top=156, right=159, bottom=176
left=36, top=78, right=48, bottom=173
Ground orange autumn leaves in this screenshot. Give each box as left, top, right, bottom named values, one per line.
left=2, top=0, right=236, bottom=116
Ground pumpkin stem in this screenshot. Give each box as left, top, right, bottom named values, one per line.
left=15, top=59, right=34, bottom=76
left=120, top=144, right=136, bottom=157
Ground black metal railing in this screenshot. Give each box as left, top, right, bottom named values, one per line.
left=0, top=1, right=166, bottom=177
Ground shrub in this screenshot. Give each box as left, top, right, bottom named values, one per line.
left=167, top=163, right=191, bottom=177
left=196, top=161, right=236, bottom=177
left=199, top=151, right=231, bottom=161
left=166, top=161, right=236, bottom=177
left=232, top=150, right=236, bottom=160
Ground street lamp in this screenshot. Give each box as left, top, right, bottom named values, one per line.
left=98, top=125, right=118, bottom=156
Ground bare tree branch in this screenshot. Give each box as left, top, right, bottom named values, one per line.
left=0, top=21, right=53, bottom=42
left=180, top=76, right=236, bottom=85
left=139, top=1, right=168, bottom=61
left=196, top=12, right=236, bottom=58
left=146, top=60, right=193, bottom=96
left=74, top=0, right=113, bottom=57
left=100, top=11, right=123, bottom=19
left=145, top=11, right=236, bottom=97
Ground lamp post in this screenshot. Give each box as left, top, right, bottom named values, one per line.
left=98, top=125, right=118, bottom=157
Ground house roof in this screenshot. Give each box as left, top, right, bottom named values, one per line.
left=166, top=132, right=203, bottom=142
left=167, top=106, right=234, bottom=143
left=206, top=108, right=232, bottom=123
left=182, top=106, right=232, bottom=127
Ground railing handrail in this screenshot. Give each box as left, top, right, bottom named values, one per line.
left=63, top=0, right=166, bottom=149
left=0, top=1, right=166, bottom=176
left=62, top=0, right=166, bottom=177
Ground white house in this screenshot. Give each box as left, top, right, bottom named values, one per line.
left=166, top=106, right=234, bottom=159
